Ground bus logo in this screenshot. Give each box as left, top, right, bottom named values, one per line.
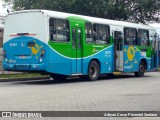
left=21, top=42, right=25, bottom=47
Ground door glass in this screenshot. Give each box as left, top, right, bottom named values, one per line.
left=78, top=29, right=81, bottom=49
left=117, top=32, right=123, bottom=51
left=72, top=29, right=76, bottom=49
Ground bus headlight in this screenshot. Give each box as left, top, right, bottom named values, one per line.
left=5, top=58, right=8, bottom=62
left=3, top=50, right=7, bottom=59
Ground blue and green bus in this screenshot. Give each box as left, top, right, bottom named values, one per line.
left=3, top=10, right=158, bottom=80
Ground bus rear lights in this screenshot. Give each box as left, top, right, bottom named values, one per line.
left=3, top=50, right=6, bottom=58
left=40, top=49, right=45, bottom=57
left=5, top=58, right=8, bottom=62
left=33, top=65, right=39, bottom=68
left=3, top=50, right=8, bottom=62
left=9, top=65, right=13, bottom=68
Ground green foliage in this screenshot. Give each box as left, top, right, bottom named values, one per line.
left=0, top=73, right=43, bottom=79
left=4, top=0, right=160, bottom=23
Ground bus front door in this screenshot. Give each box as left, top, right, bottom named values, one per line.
left=71, top=27, right=83, bottom=74
left=114, top=31, right=124, bottom=71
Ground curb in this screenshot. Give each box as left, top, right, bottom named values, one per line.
left=0, top=76, right=50, bottom=82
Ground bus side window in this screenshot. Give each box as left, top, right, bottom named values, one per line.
left=93, top=24, right=110, bottom=44
left=85, top=22, right=93, bottom=43
left=137, top=29, right=149, bottom=46
left=49, top=18, right=70, bottom=42
left=124, top=28, right=137, bottom=45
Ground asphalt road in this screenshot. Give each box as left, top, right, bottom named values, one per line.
left=0, top=72, right=160, bottom=120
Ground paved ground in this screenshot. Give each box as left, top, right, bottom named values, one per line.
left=0, top=72, right=160, bottom=120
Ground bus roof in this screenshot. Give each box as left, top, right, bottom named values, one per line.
left=9, top=9, right=155, bottom=30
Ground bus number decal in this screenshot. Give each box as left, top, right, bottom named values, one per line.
left=105, top=51, right=111, bottom=57
left=10, top=43, right=17, bottom=47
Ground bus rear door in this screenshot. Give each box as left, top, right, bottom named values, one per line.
left=71, top=27, right=83, bottom=74
left=114, top=31, right=124, bottom=71
left=151, top=34, right=159, bottom=70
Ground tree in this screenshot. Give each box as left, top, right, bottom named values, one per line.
left=4, top=0, right=160, bottom=24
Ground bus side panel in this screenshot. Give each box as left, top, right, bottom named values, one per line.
left=46, top=45, right=114, bottom=75
left=82, top=45, right=114, bottom=75
left=123, top=45, right=139, bottom=72
left=47, top=42, right=72, bottom=75
left=123, top=45, right=151, bottom=72
left=146, top=58, right=151, bottom=71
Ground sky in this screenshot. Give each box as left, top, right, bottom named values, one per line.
left=0, top=0, right=7, bottom=15
left=149, top=23, right=160, bottom=34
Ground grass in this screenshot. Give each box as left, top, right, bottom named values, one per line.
left=0, top=73, right=47, bottom=79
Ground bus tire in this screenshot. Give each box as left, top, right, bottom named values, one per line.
left=50, top=74, right=67, bottom=81
left=88, top=61, right=100, bottom=81
left=134, top=61, right=145, bottom=77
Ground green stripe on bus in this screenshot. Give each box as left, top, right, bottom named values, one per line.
left=48, top=41, right=110, bottom=58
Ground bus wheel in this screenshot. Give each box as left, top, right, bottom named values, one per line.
left=134, top=61, right=145, bottom=77
left=50, top=74, right=67, bottom=81
left=88, top=61, right=100, bottom=81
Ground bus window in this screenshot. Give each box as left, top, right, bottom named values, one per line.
left=137, top=29, right=149, bottom=46
left=93, top=24, right=110, bottom=44
left=49, top=18, right=70, bottom=42
left=85, top=22, right=93, bottom=43
left=124, top=28, right=137, bottom=45
left=0, top=29, right=3, bottom=47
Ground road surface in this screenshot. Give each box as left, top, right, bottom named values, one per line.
left=0, top=72, right=160, bottom=120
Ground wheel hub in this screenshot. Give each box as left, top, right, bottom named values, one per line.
left=90, top=66, right=97, bottom=78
